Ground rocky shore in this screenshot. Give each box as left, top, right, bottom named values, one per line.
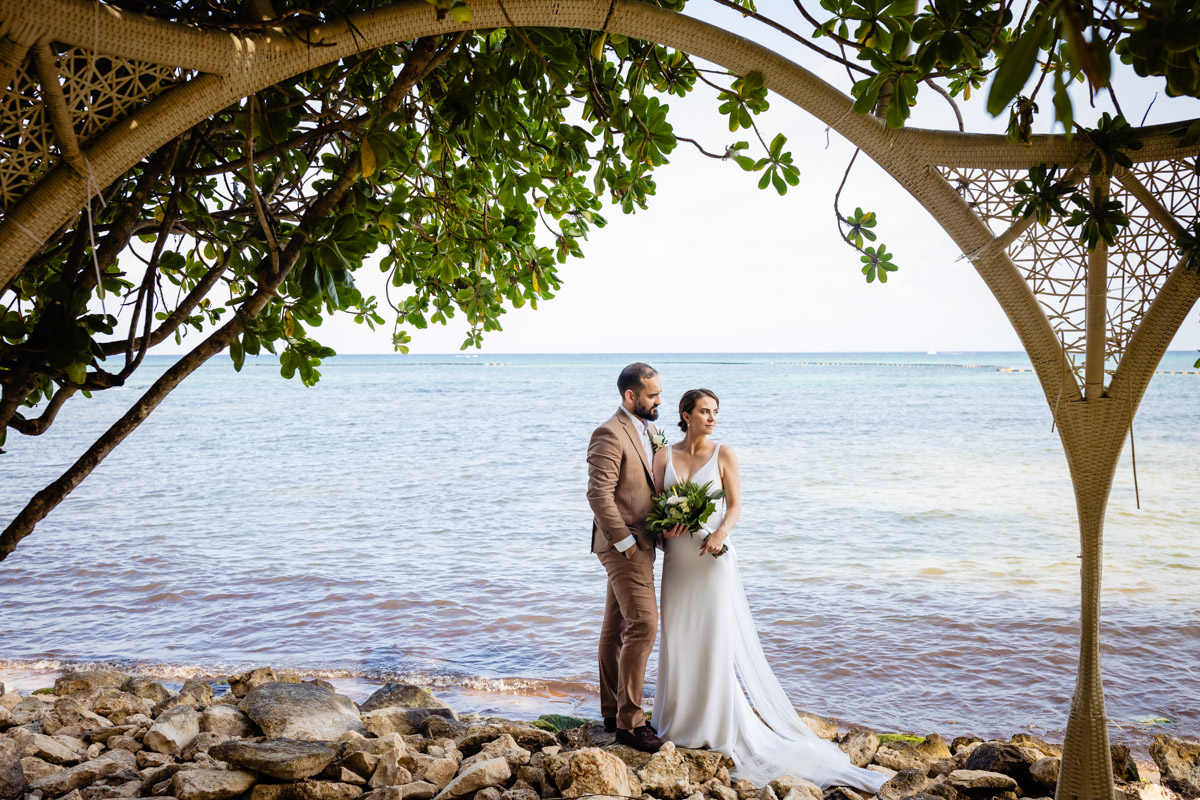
left=1, top=669, right=1198, bottom=800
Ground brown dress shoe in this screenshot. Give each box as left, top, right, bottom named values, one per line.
left=615, top=725, right=664, bottom=753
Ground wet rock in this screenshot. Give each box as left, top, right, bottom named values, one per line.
left=917, top=735, right=952, bottom=762
left=42, top=700, right=112, bottom=737
left=1028, top=757, right=1058, bottom=790
left=54, top=674, right=127, bottom=698
left=456, top=726, right=555, bottom=757
left=209, top=739, right=336, bottom=781
left=363, top=711, right=455, bottom=739
left=873, top=742, right=929, bottom=774
left=1151, top=735, right=1200, bottom=797
left=946, top=770, right=1019, bottom=791
left=433, top=758, right=511, bottom=800
left=559, top=749, right=630, bottom=799
left=768, top=776, right=821, bottom=800
left=1112, top=743, right=1141, bottom=782
left=251, top=781, right=363, bottom=800
left=0, top=740, right=26, bottom=800
left=28, top=749, right=137, bottom=798
left=240, top=684, right=364, bottom=742
left=171, top=769, right=256, bottom=800
left=637, top=742, right=693, bottom=800
left=839, top=730, right=879, bottom=768
left=360, top=687, right=455, bottom=718
left=961, top=743, right=1039, bottom=792
left=1008, top=735, right=1060, bottom=759
left=229, top=671, right=278, bottom=700
left=795, top=712, right=838, bottom=741
left=878, top=770, right=928, bottom=800
left=145, top=706, right=201, bottom=756
left=120, top=679, right=171, bottom=707
left=199, top=706, right=257, bottom=739
left=949, top=738, right=981, bottom=755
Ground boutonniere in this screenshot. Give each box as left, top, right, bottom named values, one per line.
left=650, top=431, right=669, bottom=452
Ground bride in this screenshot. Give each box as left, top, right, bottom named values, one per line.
left=650, top=389, right=887, bottom=794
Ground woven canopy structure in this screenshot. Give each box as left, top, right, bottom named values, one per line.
left=2, top=0, right=1198, bottom=796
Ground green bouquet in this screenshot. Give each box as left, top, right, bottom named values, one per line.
left=646, top=481, right=729, bottom=558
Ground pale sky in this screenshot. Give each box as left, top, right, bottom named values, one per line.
left=149, top=4, right=1200, bottom=356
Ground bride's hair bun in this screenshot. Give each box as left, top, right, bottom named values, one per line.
left=678, top=388, right=719, bottom=433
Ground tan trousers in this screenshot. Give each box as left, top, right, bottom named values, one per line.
left=596, top=544, right=657, bottom=731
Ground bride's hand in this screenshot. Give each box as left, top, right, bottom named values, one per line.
left=664, top=523, right=689, bottom=539
left=700, top=530, right=727, bottom=555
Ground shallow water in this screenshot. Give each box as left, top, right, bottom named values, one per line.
left=1, top=352, right=1198, bottom=752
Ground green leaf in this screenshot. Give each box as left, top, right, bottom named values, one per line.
left=987, top=15, right=1050, bottom=117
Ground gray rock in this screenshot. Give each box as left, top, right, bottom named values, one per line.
left=182, top=733, right=230, bottom=761
left=961, top=743, right=1040, bottom=793
left=1111, top=743, right=1140, bottom=782
left=209, top=739, right=336, bottom=781
left=879, top=769, right=929, bottom=800
left=635, top=742, right=693, bottom=800
left=7, top=697, right=50, bottom=727
left=369, top=750, right=413, bottom=789
left=419, top=718, right=468, bottom=742
left=90, top=692, right=153, bottom=727
left=0, top=691, right=21, bottom=712
left=458, top=737, right=529, bottom=773
left=199, top=705, right=257, bottom=739
left=873, top=742, right=929, bottom=774
left=946, top=770, right=1019, bottom=790
left=839, top=729, right=880, bottom=768
left=179, top=683, right=215, bottom=708
left=0, top=739, right=26, bottom=800
left=949, top=737, right=981, bottom=755
left=108, top=737, right=141, bottom=754
left=145, top=706, right=201, bottom=756
left=251, top=781, right=364, bottom=800
left=29, top=749, right=138, bottom=798
left=240, top=684, right=364, bottom=742
left=360, top=687, right=455, bottom=717
left=42, top=700, right=112, bottom=737
left=433, top=759, right=512, bottom=800
left=54, top=674, right=128, bottom=697
left=362, top=710, right=454, bottom=739
left=1151, top=735, right=1200, bottom=797
left=120, top=679, right=171, bottom=707
left=475, top=789, right=501, bottom=800
left=21, top=757, right=65, bottom=784
left=228, top=671, right=278, bottom=700
left=456, top=725, right=556, bottom=757
left=14, top=733, right=80, bottom=766
left=171, top=769, right=256, bottom=800
left=361, top=784, right=437, bottom=800
left=1028, top=757, right=1059, bottom=790
left=137, top=752, right=176, bottom=769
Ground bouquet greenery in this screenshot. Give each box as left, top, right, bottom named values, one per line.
left=646, top=481, right=729, bottom=558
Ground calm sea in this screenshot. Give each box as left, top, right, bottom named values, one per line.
left=1, top=352, right=1198, bottom=753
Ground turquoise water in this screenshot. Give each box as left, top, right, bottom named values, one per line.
left=1, top=351, right=1198, bottom=750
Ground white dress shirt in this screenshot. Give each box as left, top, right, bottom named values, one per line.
left=613, top=406, right=653, bottom=553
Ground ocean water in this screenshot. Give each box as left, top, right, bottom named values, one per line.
left=1, top=351, right=1198, bottom=753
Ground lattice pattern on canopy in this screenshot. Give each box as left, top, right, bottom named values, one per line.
left=943, top=162, right=1195, bottom=382
left=0, top=45, right=181, bottom=211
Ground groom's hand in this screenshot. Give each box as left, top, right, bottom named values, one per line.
left=663, top=524, right=689, bottom=539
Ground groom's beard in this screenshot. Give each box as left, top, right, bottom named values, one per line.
left=634, top=401, right=659, bottom=421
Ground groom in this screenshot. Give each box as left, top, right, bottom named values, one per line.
left=586, top=362, right=665, bottom=753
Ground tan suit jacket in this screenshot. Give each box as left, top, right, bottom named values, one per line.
left=587, top=411, right=658, bottom=552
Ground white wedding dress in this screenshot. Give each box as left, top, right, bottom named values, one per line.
left=652, top=445, right=887, bottom=793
